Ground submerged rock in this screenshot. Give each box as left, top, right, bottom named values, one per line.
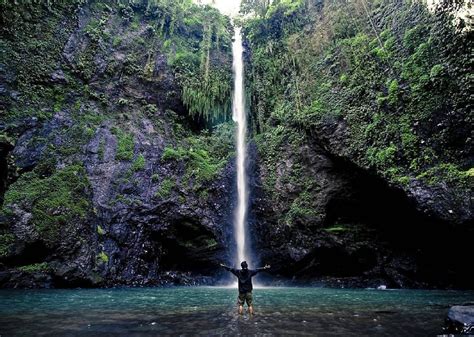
left=444, top=306, right=474, bottom=334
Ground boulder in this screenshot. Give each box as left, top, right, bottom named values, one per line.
left=445, top=305, right=474, bottom=334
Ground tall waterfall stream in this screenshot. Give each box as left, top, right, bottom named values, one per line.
left=232, top=27, right=250, bottom=267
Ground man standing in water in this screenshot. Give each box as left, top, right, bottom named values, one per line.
left=220, top=261, right=271, bottom=315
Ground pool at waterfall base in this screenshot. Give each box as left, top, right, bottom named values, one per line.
left=1, top=286, right=473, bottom=336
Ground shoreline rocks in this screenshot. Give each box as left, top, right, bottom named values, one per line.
left=445, top=305, right=474, bottom=335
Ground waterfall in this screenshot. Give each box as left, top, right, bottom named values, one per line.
left=232, top=27, right=249, bottom=266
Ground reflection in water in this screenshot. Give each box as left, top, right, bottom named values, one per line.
left=1, top=287, right=472, bottom=336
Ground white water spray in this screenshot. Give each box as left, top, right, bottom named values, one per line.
left=232, top=27, right=249, bottom=267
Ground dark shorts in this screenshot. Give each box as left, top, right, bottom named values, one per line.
left=238, top=292, right=253, bottom=306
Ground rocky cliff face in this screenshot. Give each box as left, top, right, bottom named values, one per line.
left=244, top=0, right=473, bottom=289
left=0, top=1, right=236, bottom=287
left=251, top=132, right=473, bottom=288
left=0, top=0, right=472, bottom=289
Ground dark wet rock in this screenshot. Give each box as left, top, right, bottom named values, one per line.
left=0, top=270, right=53, bottom=289
left=0, top=2, right=235, bottom=289
left=405, top=180, right=472, bottom=225
left=251, top=132, right=473, bottom=289
left=12, top=112, right=73, bottom=170
left=314, top=121, right=473, bottom=225
left=0, top=139, right=14, bottom=204
left=50, top=69, right=67, bottom=84
left=444, top=306, right=474, bottom=335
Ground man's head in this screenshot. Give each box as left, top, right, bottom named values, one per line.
left=241, top=261, right=248, bottom=270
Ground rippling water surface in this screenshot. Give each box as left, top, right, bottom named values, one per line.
left=1, top=286, right=473, bottom=336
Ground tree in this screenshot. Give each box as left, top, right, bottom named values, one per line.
left=240, top=0, right=272, bottom=18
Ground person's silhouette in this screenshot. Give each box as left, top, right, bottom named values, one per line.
left=220, top=261, right=270, bottom=314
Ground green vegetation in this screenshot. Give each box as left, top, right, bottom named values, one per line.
left=59, top=110, right=105, bottom=156
left=162, top=147, right=187, bottom=161
left=255, top=125, right=303, bottom=193
left=254, top=124, right=322, bottom=228
left=0, top=0, right=233, bottom=158
left=0, top=2, right=80, bottom=91
left=97, top=251, right=109, bottom=264
left=0, top=234, right=15, bottom=257
left=1, top=0, right=470, bottom=284
left=113, top=129, right=135, bottom=161
left=244, top=0, right=472, bottom=190
left=416, top=163, right=470, bottom=186
left=285, top=191, right=318, bottom=225
left=2, top=165, right=90, bottom=246
left=139, top=0, right=233, bottom=122
left=204, top=238, right=218, bottom=248
left=97, top=225, right=106, bottom=235
left=17, top=262, right=50, bottom=273
left=323, top=226, right=350, bottom=233
left=161, top=122, right=234, bottom=189
left=156, top=178, right=175, bottom=199
left=0, top=0, right=234, bottom=278
left=162, top=144, right=225, bottom=184
left=131, top=154, right=146, bottom=171
left=114, top=194, right=127, bottom=205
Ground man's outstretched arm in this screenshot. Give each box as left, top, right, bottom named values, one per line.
left=253, top=264, right=271, bottom=275
left=220, top=263, right=239, bottom=277
left=219, top=263, right=233, bottom=271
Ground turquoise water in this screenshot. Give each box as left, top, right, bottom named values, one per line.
left=1, top=287, right=473, bottom=336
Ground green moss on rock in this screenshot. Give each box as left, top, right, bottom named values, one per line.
left=131, top=154, right=146, bottom=171
left=244, top=0, right=471, bottom=191
left=97, top=251, right=109, bottom=264
left=323, top=226, right=350, bottom=233
left=156, top=178, right=175, bottom=199
left=3, top=165, right=90, bottom=246
left=0, top=234, right=15, bottom=258
left=113, top=129, right=134, bottom=161
left=161, top=124, right=233, bottom=187
left=97, top=225, right=105, bottom=235
left=17, top=262, right=50, bottom=273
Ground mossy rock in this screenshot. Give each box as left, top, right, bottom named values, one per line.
left=3, top=164, right=90, bottom=246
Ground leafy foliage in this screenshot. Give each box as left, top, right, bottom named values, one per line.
left=112, top=128, right=135, bottom=161
left=161, top=122, right=234, bottom=191
left=144, top=0, right=233, bottom=122
left=254, top=124, right=322, bottom=228
left=3, top=165, right=90, bottom=246
left=244, top=0, right=472, bottom=188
